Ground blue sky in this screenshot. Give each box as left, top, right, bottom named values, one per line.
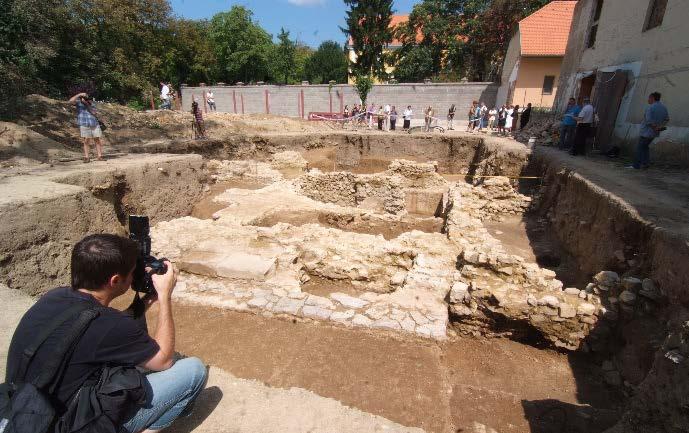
left=170, top=0, right=418, bottom=48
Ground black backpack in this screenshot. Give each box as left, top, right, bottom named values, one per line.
left=0, top=302, right=148, bottom=433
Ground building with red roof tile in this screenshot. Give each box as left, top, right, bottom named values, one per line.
left=554, top=0, right=687, bottom=165
left=496, top=1, right=577, bottom=108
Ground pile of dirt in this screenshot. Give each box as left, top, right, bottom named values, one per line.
left=3, top=95, right=339, bottom=166
left=208, top=112, right=330, bottom=134
left=0, top=121, right=79, bottom=166
left=514, top=113, right=561, bottom=146
left=14, top=94, right=192, bottom=150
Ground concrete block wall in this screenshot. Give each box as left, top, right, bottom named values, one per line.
left=181, top=83, right=498, bottom=121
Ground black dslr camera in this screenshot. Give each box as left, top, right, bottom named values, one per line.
left=128, top=215, right=168, bottom=294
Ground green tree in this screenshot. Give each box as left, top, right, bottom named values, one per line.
left=0, top=0, right=66, bottom=116
left=44, top=0, right=176, bottom=102
left=393, top=0, right=553, bottom=82
left=395, top=0, right=464, bottom=79
left=353, top=74, right=374, bottom=106
left=274, top=27, right=296, bottom=84
left=305, top=41, right=348, bottom=84
left=161, top=19, right=217, bottom=86
left=209, top=6, right=275, bottom=84
left=341, top=0, right=394, bottom=80
left=393, top=46, right=434, bottom=82
left=457, top=0, right=551, bottom=81
left=292, top=43, right=314, bottom=84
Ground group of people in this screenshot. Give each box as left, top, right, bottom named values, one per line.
left=464, top=101, right=533, bottom=136
left=341, top=103, right=460, bottom=133
left=557, top=96, right=594, bottom=156
left=344, top=103, right=415, bottom=131
left=557, top=92, right=669, bottom=169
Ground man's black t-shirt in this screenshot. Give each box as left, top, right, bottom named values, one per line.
left=6, top=287, right=159, bottom=404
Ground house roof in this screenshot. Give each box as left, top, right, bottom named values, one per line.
left=347, top=14, right=422, bottom=48
left=519, top=1, right=577, bottom=56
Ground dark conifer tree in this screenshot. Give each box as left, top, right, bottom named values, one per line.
left=341, top=0, right=394, bottom=80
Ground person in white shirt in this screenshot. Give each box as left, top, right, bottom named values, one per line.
left=572, top=98, right=595, bottom=156
left=403, top=106, right=413, bottom=130
left=488, top=107, right=497, bottom=131
left=206, top=91, right=216, bottom=111
left=505, top=105, right=514, bottom=133
left=384, top=104, right=391, bottom=131
left=160, top=82, right=170, bottom=110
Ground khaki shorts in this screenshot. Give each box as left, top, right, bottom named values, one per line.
left=80, top=125, right=103, bottom=139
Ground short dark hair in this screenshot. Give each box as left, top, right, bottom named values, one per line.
left=650, top=92, right=661, bottom=101
left=71, top=234, right=139, bottom=290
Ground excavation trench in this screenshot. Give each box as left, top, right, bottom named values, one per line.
left=2, top=133, right=682, bottom=433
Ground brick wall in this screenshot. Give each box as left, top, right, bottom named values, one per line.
left=181, top=83, right=498, bottom=120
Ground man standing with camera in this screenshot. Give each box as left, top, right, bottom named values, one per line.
left=4, top=234, right=207, bottom=433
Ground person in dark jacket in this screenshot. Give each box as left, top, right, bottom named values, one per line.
left=520, top=103, right=532, bottom=130
left=5, top=234, right=208, bottom=433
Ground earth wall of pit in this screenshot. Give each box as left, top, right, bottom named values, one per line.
left=131, top=133, right=530, bottom=178
left=529, top=152, right=689, bottom=306
left=0, top=155, right=205, bottom=295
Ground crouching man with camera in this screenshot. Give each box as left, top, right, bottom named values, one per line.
left=3, top=233, right=207, bottom=433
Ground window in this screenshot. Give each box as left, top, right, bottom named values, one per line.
left=542, top=76, right=555, bottom=95
left=587, top=0, right=604, bottom=48
left=645, top=0, right=668, bottom=31
left=587, top=25, right=598, bottom=48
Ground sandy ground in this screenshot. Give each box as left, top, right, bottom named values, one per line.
left=146, top=302, right=619, bottom=433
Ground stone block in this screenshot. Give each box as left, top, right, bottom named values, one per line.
left=539, top=295, right=560, bottom=308
left=449, top=281, right=470, bottom=304
left=351, top=314, right=372, bottom=327
left=272, top=297, right=304, bottom=315
left=330, top=292, right=369, bottom=309
left=372, top=318, right=401, bottom=331
left=302, top=305, right=332, bottom=320
left=577, top=302, right=596, bottom=316
left=594, top=271, right=619, bottom=286
left=621, top=277, right=642, bottom=292
left=180, top=251, right=277, bottom=281
left=305, top=295, right=334, bottom=309
left=331, top=310, right=355, bottom=323
left=558, top=303, right=576, bottom=318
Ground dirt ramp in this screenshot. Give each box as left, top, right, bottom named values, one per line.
left=0, top=154, right=205, bottom=294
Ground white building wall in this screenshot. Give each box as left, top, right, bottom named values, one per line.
left=555, top=0, right=689, bottom=164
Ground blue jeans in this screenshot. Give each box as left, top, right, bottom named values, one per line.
left=634, top=136, right=654, bottom=168
left=122, top=357, right=208, bottom=433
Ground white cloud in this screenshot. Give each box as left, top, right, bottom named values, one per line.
left=287, top=0, right=325, bottom=6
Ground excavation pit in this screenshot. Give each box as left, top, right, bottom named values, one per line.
left=5, top=126, right=687, bottom=433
